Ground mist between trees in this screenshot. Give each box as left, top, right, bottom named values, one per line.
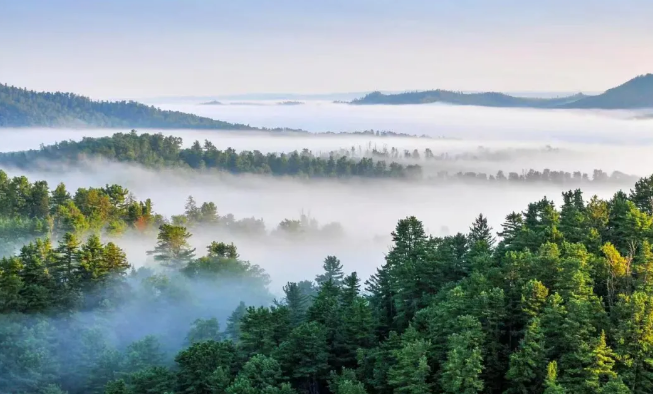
left=3, top=164, right=653, bottom=393
left=0, top=131, right=643, bottom=185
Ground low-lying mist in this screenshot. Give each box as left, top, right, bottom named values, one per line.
left=154, top=101, right=653, bottom=144
left=0, top=158, right=637, bottom=291
left=3, top=103, right=653, bottom=394
left=2, top=103, right=653, bottom=288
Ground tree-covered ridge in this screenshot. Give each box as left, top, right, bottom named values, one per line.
left=350, top=73, right=653, bottom=109
left=0, top=131, right=638, bottom=184
left=0, top=84, right=297, bottom=130
left=0, top=131, right=423, bottom=179
left=560, top=73, right=653, bottom=109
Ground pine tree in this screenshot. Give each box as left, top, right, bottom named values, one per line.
left=124, top=335, right=164, bottom=372
left=329, top=369, right=368, bottom=394
left=104, top=379, right=129, bottom=394
left=207, top=241, right=238, bottom=259
left=440, top=316, right=485, bottom=394
left=387, top=337, right=431, bottom=394
left=225, top=301, right=247, bottom=341
left=227, top=354, right=284, bottom=393
left=505, top=318, right=547, bottom=394
left=559, top=189, right=588, bottom=244
left=50, top=182, right=71, bottom=215
left=612, top=291, right=653, bottom=393
left=184, top=196, right=202, bottom=224
left=129, top=366, right=177, bottom=394
left=337, top=290, right=375, bottom=368
left=365, top=263, right=395, bottom=339
left=630, top=174, right=653, bottom=215
left=283, top=282, right=309, bottom=327
left=543, top=361, right=566, bottom=394
left=239, top=306, right=292, bottom=357
left=469, top=213, right=495, bottom=249
left=147, top=224, right=196, bottom=269
left=186, top=318, right=221, bottom=344
left=273, top=322, right=329, bottom=394
left=521, top=280, right=550, bottom=320
left=584, top=331, right=617, bottom=392
left=175, top=340, right=237, bottom=394
left=315, top=256, right=344, bottom=286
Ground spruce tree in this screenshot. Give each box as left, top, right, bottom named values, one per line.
left=315, top=256, right=344, bottom=286
left=505, top=318, right=547, bottom=394
left=440, top=316, right=485, bottom=394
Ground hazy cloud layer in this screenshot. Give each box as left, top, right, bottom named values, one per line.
left=2, top=103, right=653, bottom=288
left=0, top=159, right=631, bottom=290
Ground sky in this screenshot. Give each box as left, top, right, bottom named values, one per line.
left=1, top=0, right=651, bottom=99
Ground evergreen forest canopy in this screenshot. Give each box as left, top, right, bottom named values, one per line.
left=0, top=84, right=301, bottom=131
left=6, top=168, right=653, bottom=393
left=351, top=73, right=653, bottom=109
left=0, top=131, right=638, bottom=184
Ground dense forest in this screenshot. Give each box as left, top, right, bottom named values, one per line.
left=5, top=168, right=653, bottom=393
left=0, top=131, right=422, bottom=179
left=0, top=84, right=299, bottom=131
left=0, top=131, right=638, bottom=184
left=351, top=74, right=653, bottom=109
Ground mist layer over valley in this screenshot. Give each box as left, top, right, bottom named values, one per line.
left=154, top=100, right=653, bottom=143
left=3, top=103, right=653, bottom=289
left=4, top=102, right=653, bottom=394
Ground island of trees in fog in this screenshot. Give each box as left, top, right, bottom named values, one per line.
left=4, top=167, right=653, bottom=392
left=0, top=131, right=640, bottom=185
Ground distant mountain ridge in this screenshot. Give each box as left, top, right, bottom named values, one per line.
left=351, top=74, right=653, bottom=109
left=0, top=84, right=294, bottom=130
left=559, top=74, right=653, bottom=109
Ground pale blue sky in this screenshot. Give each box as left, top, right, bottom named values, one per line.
left=1, top=0, right=651, bottom=98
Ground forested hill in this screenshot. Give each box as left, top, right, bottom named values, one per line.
left=350, top=74, right=653, bottom=109
left=350, top=90, right=586, bottom=108
left=0, top=131, right=423, bottom=179
left=560, top=73, right=653, bottom=109
left=0, top=84, right=264, bottom=130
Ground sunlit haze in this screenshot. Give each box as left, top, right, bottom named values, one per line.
left=1, top=0, right=652, bottom=98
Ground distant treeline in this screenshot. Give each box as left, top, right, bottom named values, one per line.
left=429, top=169, right=638, bottom=185
left=0, top=131, right=423, bottom=179
left=0, top=132, right=639, bottom=185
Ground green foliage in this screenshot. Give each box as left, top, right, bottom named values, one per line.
left=440, top=316, right=485, bottom=394
left=129, top=367, right=177, bottom=394
left=175, top=340, right=237, bottom=394
left=0, top=132, right=422, bottom=179
left=315, top=255, right=345, bottom=286
left=387, top=329, right=432, bottom=394
left=505, top=318, right=547, bottom=393
left=5, top=173, right=653, bottom=394
left=0, top=83, right=255, bottom=129
left=273, top=321, right=330, bottom=391
left=186, top=318, right=221, bottom=345
left=147, top=224, right=196, bottom=269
